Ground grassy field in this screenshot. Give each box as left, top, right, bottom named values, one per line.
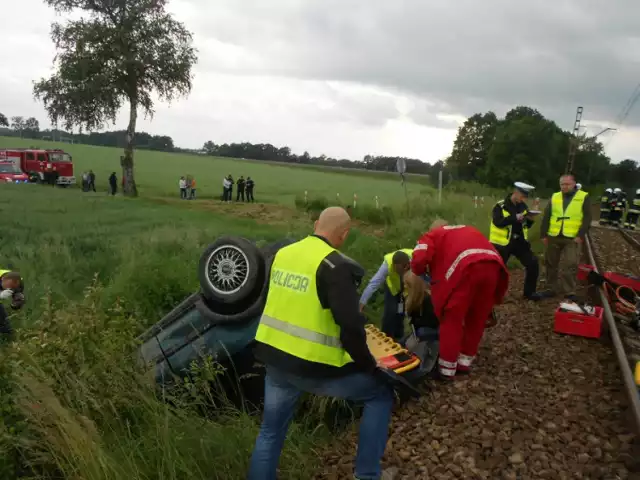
left=0, top=136, right=541, bottom=479
left=0, top=136, right=432, bottom=207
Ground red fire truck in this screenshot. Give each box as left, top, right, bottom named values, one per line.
left=0, top=148, right=76, bottom=186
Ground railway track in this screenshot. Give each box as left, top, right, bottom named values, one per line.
left=586, top=228, right=640, bottom=439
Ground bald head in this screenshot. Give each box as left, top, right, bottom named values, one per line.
left=314, top=207, right=352, bottom=248
left=429, top=219, right=449, bottom=231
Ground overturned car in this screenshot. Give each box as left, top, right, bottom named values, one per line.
left=137, top=236, right=438, bottom=401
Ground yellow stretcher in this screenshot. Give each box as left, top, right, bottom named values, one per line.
left=365, top=324, right=421, bottom=374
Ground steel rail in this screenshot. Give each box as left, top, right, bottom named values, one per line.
left=618, top=227, right=640, bottom=251
left=585, top=233, right=640, bottom=435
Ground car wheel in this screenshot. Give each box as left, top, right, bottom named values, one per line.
left=199, top=237, right=264, bottom=305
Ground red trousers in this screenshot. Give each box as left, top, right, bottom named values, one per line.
left=437, top=262, right=501, bottom=376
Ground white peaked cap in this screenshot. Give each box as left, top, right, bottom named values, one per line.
left=514, top=182, right=535, bottom=194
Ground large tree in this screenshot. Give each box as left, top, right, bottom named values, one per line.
left=11, top=116, right=25, bottom=138
left=0, top=113, right=8, bottom=127
left=33, top=0, right=197, bottom=196
left=24, top=117, right=40, bottom=139
left=447, top=112, right=498, bottom=182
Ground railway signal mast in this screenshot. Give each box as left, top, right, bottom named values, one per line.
left=565, top=106, right=583, bottom=175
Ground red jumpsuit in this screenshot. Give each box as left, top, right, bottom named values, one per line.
left=411, top=225, right=509, bottom=377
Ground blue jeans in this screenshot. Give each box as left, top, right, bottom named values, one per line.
left=382, top=284, right=404, bottom=340
left=248, top=366, right=394, bottom=480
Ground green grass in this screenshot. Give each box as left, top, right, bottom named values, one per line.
left=0, top=149, right=544, bottom=479
left=0, top=136, right=430, bottom=206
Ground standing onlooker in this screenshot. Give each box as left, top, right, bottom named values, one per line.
left=540, top=173, right=591, bottom=301
left=109, top=172, right=118, bottom=196
left=228, top=174, right=234, bottom=202
left=81, top=171, right=89, bottom=192
left=236, top=176, right=246, bottom=202
left=88, top=170, right=96, bottom=192
left=222, top=176, right=231, bottom=201
left=189, top=176, right=197, bottom=200
left=246, top=177, right=255, bottom=202
left=179, top=176, right=187, bottom=199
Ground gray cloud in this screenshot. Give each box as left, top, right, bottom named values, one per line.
left=187, top=0, right=640, bottom=129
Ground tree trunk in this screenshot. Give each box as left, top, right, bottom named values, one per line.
left=122, top=98, right=139, bottom=197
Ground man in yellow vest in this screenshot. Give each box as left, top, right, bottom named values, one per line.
left=0, top=269, right=25, bottom=338
left=490, top=182, right=547, bottom=301
left=248, top=207, right=395, bottom=480
left=359, top=249, right=413, bottom=340
left=540, top=174, right=591, bottom=301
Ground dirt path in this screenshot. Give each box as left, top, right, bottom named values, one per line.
left=314, top=270, right=639, bottom=479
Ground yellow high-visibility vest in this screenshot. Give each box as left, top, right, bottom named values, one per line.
left=383, top=249, right=413, bottom=296
left=255, top=236, right=353, bottom=368
left=635, top=361, right=639, bottom=387
left=489, top=200, right=529, bottom=246
left=630, top=198, right=640, bottom=214
left=547, top=190, right=587, bottom=238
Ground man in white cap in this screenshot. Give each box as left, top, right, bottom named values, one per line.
left=489, top=182, right=547, bottom=301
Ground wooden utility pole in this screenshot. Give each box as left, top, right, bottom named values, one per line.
left=565, top=106, right=583, bottom=174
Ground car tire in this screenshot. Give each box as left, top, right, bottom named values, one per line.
left=199, top=237, right=264, bottom=305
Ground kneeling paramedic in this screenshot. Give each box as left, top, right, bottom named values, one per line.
left=411, top=220, right=509, bottom=381
left=489, top=182, right=545, bottom=301
left=359, top=249, right=413, bottom=340
left=249, top=207, right=395, bottom=480
left=0, top=270, right=25, bottom=338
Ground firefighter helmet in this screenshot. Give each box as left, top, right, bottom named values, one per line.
left=605, top=188, right=613, bottom=193
left=614, top=188, right=622, bottom=193
left=637, top=189, right=640, bottom=195
left=576, top=183, right=582, bottom=190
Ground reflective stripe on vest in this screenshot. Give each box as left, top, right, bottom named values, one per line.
left=489, top=202, right=528, bottom=246
left=255, top=236, right=353, bottom=368
left=383, top=249, right=413, bottom=296
left=547, top=190, right=587, bottom=238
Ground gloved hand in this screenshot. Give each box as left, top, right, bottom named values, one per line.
left=11, top=292, right=25, bottom=310
left=0, top=289, right=13, bottom=300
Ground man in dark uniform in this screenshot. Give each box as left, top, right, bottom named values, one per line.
left=489, top=182, right=545, bottom=301
left=625, top=189, right=640, bottom=230
left=0, top=270, right=25, bottom=339
left=599, top=188, right=613, bottom=225
left=246, top=177, right=255, bottom=202
left=236, top=176, right=246, bottom=202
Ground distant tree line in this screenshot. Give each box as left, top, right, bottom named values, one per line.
left=201, top=140, right=440, bottom=177
left=445, top=105, right=640, bottom=192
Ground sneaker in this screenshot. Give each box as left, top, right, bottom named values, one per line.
left=524, top=292, right=542, bottom=301
left=538, top=289, right=556, bottom=299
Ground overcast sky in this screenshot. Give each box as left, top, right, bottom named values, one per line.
left=1, top=0, right=639, bottom=163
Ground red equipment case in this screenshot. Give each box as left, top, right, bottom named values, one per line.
left=553, top=306, right=604, bottom=339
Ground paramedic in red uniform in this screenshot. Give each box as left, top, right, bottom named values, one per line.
left=410, top=220, right=509, bottom=380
